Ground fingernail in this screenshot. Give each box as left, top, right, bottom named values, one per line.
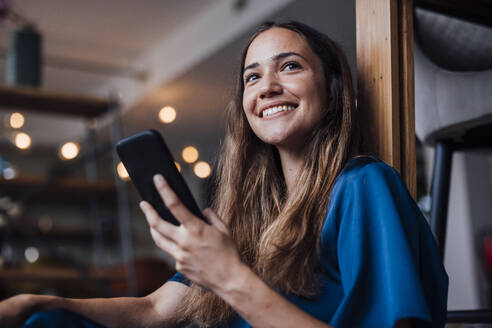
left=139, top=201, right=148, bottom=209
left=153, top=174, right=164, bottom=186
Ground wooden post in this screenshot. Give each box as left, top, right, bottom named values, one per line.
left=399, top=0, right=416, bottom=198
left=356, top=0, right=416, bottom=198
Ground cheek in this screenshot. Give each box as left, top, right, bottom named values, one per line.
left=304, top=79, right=326, bottom=111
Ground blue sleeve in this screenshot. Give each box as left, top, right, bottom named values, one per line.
left=168, top=271, right=191, bottom=286
left=328, top=161, right=448, bottom=328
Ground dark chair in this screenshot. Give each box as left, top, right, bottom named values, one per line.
left=414, top=7, right=492, bottom=324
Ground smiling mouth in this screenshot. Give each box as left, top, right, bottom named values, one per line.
left=260, top=104, right=298, bottom=118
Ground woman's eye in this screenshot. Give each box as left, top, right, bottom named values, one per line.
left=245, top=73, right=259, bottom=83
left=282, top=62, right=301, bottom=71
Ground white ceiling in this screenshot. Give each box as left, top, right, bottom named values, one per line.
left=0, top=0, right=356, bottom=168
left=1, top=0, right=215, bottom=71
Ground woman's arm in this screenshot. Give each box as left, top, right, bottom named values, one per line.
left=214, top=263, right=331, bottom=328
left=0, top=281, right=188, bottom=328
left=216, top=264, right=414, bottom=328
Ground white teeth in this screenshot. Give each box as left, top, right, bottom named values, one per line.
left=262, top=105, right=295, bottom=117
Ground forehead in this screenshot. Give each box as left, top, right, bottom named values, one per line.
left=244, top=27, right=314, bottom=66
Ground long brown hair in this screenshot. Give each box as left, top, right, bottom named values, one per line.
left=180, top=20, right=360, bottom=326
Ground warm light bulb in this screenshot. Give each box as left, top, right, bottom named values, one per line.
left=117, top=162, right=130, bottom=181
left=182, top=146, right=199, bottom=163
left=10, top=112, right=24, bottom=129
left=14, top=132, right=31, bottom=150
left=194, top=161, right=211, bottom=178
left=174, top=161, right=181, bottom=172
left=159, top=106, right=176, bottom=124
left=60, top=142, right=80, bottom=160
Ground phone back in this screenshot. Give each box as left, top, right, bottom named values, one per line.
left=116, top=130, right=205, bottom=225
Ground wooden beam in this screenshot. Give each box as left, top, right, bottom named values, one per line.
left=399, top=0, right=417, bottom=198
left=356, top=0, right=401, bottom=169
left=356, top=0, right=417, bottom=198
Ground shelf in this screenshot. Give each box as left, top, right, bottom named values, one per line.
left=0, top=267, right=122, bottom=281
left=0, top=85, right=113, bottom=118
left=0, top=259, right=175, bottom=296
left=0, top=176, right=117, bottom=203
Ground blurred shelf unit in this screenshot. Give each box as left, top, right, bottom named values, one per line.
left=0, top=84, right=118, bottom=202
left=0, top=84, right=118, bottom=201
left=0, top=85, right=137, bottom=295
left=0, top=84, right=137, bottom=296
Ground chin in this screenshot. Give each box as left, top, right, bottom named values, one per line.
left=259, top=132, right=289, bottom=146
left=261, top=134, right=300, bottom=149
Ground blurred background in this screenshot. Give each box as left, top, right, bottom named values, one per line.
left=0, top=0, right=357, bottom=299
left=0, top=0, right=491, bottom=326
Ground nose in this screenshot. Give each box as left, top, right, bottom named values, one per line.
left=259, top=73, right=282, bottom=99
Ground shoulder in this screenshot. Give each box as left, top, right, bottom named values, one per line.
left=331, top=155, right=403, bottom=199
left=322, top=156, right=412, bottom=239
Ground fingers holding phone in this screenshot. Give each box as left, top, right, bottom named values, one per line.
left=139, top=175, right=245, bottom=292
left=152, top=174, right=197, bottom=228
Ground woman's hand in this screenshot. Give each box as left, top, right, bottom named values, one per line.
left=0, top=294, right=41, bottom=327
left=139, top=174, right=249, bottom=293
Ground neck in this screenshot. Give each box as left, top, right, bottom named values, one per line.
left=277, top=146, right=306, bottom=197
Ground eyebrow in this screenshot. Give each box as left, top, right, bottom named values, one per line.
left=243, top=52, right=307, bottom=74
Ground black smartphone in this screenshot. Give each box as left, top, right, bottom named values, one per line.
left=116, top=129, right=206, bottom=225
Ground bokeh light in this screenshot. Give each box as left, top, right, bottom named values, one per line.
left=10, top=112, right=24, bottom=129
left=182, top=146, right=199, bottom=163
left=194, top=161, right=211, bottom=178
left=3, top=167, right=16, bottom=180
left=60, top=142, right=80, bottom=160
left=25, top=247, right=39, bottom=263
left=174, top=161, right=181, bottom=172
left=117, top=161, right=130, bottom=181
left=14, top=132, right=31, bottom=150
left=159, top=106, right=176, bottom=124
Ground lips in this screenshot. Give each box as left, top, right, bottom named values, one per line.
left=259, top=102, right=299, bottom=118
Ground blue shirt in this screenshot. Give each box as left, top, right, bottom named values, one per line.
left=169, top=157, right=448, bottom=328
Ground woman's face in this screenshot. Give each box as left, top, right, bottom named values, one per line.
left=242, top=27, right=327, bottom=151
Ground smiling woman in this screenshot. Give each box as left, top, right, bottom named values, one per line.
left=0, top=20, right=448, bottom=328
left=242, top=28, right=327, bottom=153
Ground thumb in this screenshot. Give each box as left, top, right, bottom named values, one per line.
left=202, top=208, right=229, bottom=235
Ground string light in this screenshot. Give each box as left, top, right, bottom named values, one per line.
left=182, top=146, right=199, bottom=163
left=14, top=132, right=31, bottom=150
left=9, top=112, right=24, bottom=129
left=159, top=106, right=176, bottom=124
left=194, top=161, right=211, bottom=178
left=59, top=142, right=80, bottom=160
